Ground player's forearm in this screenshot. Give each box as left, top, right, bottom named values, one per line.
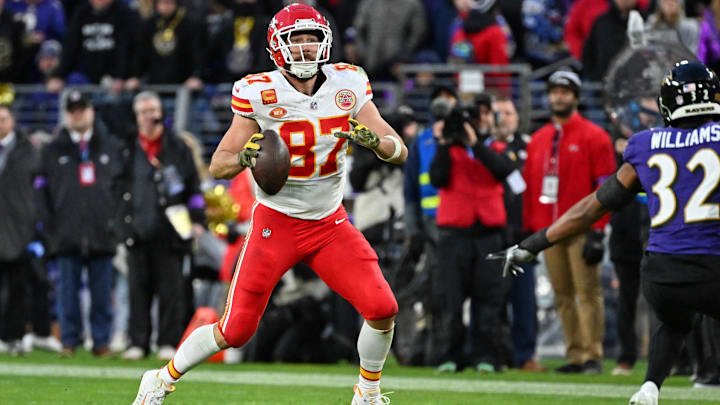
left=209, top=149, right=245, bottom=180
left=546, top=193, right=609, bottom=244
left=373, top=135, right=407, bottom=164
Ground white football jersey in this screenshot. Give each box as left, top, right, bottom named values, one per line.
left=231, top=63, right=373, bottom=219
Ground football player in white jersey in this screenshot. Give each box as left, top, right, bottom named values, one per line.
left=132, top=4, right=407, bottom=405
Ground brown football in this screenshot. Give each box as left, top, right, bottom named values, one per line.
left=251, top=129, right=290, bottom=195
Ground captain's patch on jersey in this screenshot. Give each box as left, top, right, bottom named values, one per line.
left=335, top=89, right=356, bottom=111
left=261, top=89, right=278, bottom=105
left=269, top=107, right=287, bottom=119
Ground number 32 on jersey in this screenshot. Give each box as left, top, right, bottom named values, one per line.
left=648, top=148, right=720, bottom=226
left=279, top=115, right=350, bottom=178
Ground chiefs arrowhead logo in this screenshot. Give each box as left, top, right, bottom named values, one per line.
left=269, top=107, right=287, bottom=119
left=261, top=89, right=278, bottom=105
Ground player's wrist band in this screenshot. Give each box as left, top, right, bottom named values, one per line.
left=518, top=227, right=552, bottom=255
left=377, top=135, right=402, bottom=161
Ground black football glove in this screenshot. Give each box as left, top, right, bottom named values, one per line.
left=238, top=133, right=263, bottom=168
left=582, top=229, right=605, bottom=265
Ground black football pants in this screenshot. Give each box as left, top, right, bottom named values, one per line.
left=640, top=252, right=720, bottom=388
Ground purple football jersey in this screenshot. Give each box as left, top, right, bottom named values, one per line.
left=624, top=121, right=720, bottom=255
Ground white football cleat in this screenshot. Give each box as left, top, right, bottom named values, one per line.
left=132, top=369, right=175, bottom=405
left=629, top=382, right=659, bottom=405
left=351, top=385, right=391, bottom=404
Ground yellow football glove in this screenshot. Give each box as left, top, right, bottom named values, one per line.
left=238, top=133, right=263, bottom=168
left=334, top=118, right=380, bottom=149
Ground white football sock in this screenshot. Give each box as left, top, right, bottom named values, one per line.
left=159, top=324, right=221, bottom=385
left=356, top=321, right=394, bottom=393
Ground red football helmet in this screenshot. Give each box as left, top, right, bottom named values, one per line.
left=267, top=4, right=332, bottom=79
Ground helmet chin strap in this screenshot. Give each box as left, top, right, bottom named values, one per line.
left=288, top=62, right=319, bottom=79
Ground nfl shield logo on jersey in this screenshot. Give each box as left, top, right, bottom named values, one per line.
left=262, top=228, right=272, bottom=238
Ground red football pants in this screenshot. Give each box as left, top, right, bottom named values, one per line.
left=218, top=202, right=398, bottom=348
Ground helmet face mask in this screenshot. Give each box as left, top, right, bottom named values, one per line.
left=658, top=60, right=720, bottom=127
left=267, top=5, right=332, bottom=79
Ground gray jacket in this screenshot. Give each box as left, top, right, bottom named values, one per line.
left=645, top=14, right=699, bottom=53
left=353, top=0, right=426, bottom=75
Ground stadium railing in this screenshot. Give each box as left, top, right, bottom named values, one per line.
left=10, top=66, right=612, bottom=157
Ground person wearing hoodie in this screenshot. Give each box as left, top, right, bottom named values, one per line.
left=582, top=0, right=642, bottom=82
left=125, top=0, right=205, bottom=89
left=46, top=0, right=137, bottom=92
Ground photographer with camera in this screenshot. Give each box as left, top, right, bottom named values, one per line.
left=427, top=98, right=516, bottom=373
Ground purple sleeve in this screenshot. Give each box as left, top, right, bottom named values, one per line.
left=623, top=134, right=639, bottom=166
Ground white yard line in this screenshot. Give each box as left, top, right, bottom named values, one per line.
left=0, top=363, right=718, bottom=402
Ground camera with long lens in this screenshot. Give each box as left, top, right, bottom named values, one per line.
left=430, top=97, right=470, bottom=144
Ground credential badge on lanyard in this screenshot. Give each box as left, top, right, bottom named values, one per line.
left=78, top=139, right=96, bottom=186
left=539, top=126, right=561, bottom=204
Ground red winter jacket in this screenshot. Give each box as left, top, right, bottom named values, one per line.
left=522, top=112, right=615, bottom=232
left=436, top=146, right=506, bottom=228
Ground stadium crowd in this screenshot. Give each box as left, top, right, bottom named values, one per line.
left=1, top=0, right=720, bottom=389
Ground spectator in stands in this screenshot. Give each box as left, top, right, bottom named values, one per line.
left=47, top=0, right=137, bottom=93
left=499, top=0, right=524, bottom=60
left=490, top=96, right=547, bottom=372
left=125, top=0, right=205, bottom=89
left=120, top=91, right=205, bottom=361
left=35, top=39, right=61, bottom=82
left=0, top=0, right=27, bottom=83
left=646, top=0, right=699, bottom=52
left=353, top=0, right=426, bottom=79
left=428, top=99, right=515, bottom=374
left=582, top=0, right=642, bottom=82
left=565, top=0, right=650, bottom=61
left=5, top=0, right=66, bottom=42
left=420, top=0, right=458, bottom=62
left=521, top=0, right=570, bottom=67
left=698, top=0, right=720, bottom=74
left=0, top=106, right=40, bottom=355
left=522, top=70, right=616, bottom=374
left=203, top=0, right=273, bottom=83
left=5, top=0, right=66, bottom=82
left=36, top=90, right=125, bottom=357
left=449, top=0, right=509, bottom=66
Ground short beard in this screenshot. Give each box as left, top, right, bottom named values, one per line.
left=551, top=104, right=575, bottom=119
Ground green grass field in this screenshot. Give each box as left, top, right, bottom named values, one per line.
left=1, top=351, right=718, bottom=404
